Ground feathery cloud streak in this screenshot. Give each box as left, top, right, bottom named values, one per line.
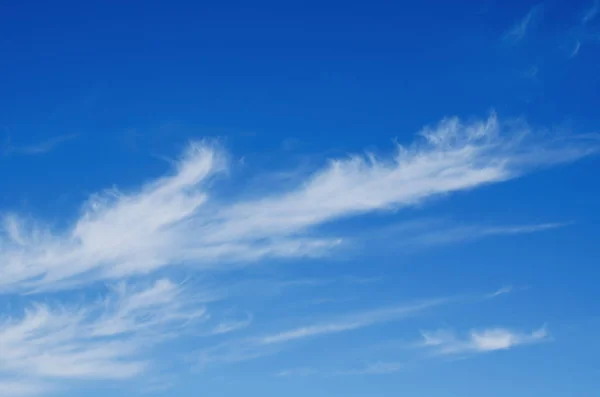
left=259, top=298, right=448, bottom=345
left=503, top=5, right=542, bottom=44
left=397, top=222, right=568, bottom=248
left=3, top=134, right=78, bottom=156
left=0, top=279, right=205, bottom=391
left=582, top=0, right=599, bottom=24
left=195, top=297, right=450, bottom=367
left=0, top=113, right=597, bottom=292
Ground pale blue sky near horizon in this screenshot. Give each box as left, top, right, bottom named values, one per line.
left=1, top=1, right=600, bottom=396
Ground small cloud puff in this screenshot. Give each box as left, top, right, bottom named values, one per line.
left=421, top=326, right=548, bottom=355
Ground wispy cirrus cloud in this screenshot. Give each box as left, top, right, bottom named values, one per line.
left=485, top=285, right=530, bottom=299
left=398, top=222, right=568, bottom=248
left=275, top=368, right=317, bottom=377
left=582, top=0, right=599, bottom=24
left=335, top=361, right=404, bottom=376
left=0, top=113, right=597, bottom=393
left=503, top=5, right=543, bottom=44
left=486, top=285, right=514, bottom=298
left=570, top=40, right=582, bottom=57
left=0, top=279, right=206, bottom=392
left=0, top=113, right=597, bottom=293
left=275, top=323, right=545, bottom=378
left=195, top=287, right=512, bottom=368
left=208, top=313, right=253, bottom=336
left=420, top=326, right=548, bottom=355
left=360, top=220, right=570, bottom=254
left=258, top=298, right=448, bottom=345
left=277, top=362, right=405, bottom=378
left=277, top=361, right=404, bottom=378
left=196, top=297, right=450, bottom=367
left=3, top=134, right=78, bottom=156
left=565, top=1, right=600, bottom=58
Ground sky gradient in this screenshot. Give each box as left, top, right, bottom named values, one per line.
left=1, top=1, right=600, bottom=396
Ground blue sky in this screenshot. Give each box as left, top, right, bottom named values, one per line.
left=1, top=0, right=600, bottom=396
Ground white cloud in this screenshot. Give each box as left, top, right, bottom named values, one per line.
left=570, top=40, right=582, bottom=58
left=0, top=113, right=596, bottom=393
left=275, top=368, right=317, bottom=377
left=209, top=315, right=253, bottom=336
left=486, top=285, right=514, bottom=298
left=278, top=362, right=404, bottom=377
left=3, top=134, right=78, bottom=156
left=522, top=65, right=539, bottom=79
left=421, top=326, right=548, bottom=355
left=336, top=361, right=404, bottom=375
left=259, top=322, right=364, bottom=345
left=582, top=0, right=599, bottom=24
left=503, top=6, right=542, bottom=43
left=195, top=338, right=278, bottom=368
left=0, top=279, right=205, bottom=389
left=91, top=279, right=207, bottom=337
left=258, top=299, right=448, bottom=345
left=396, top=222, right=568, bottom=248
left=0, top=114, right=597, bottom=293
left=565, top=2, right=599, bottom=60
left=196, top=298, right=449, bottom=367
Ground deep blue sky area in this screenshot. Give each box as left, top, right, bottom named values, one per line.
left=1, top=1, right=599, bottom=396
